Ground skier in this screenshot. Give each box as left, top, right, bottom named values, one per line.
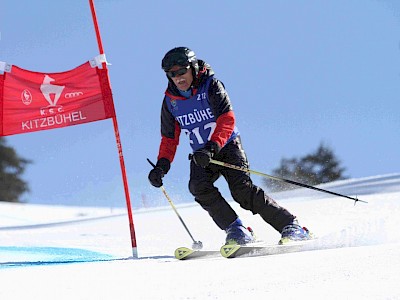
left=148, top=47, right=311, bottom=245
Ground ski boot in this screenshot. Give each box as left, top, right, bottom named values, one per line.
left=279, top=219, right=313, bottom=245
left=225, top=218, right=256, bottom=245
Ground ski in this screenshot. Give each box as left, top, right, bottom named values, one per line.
left=174, top=247, right=221, bottom=260
left=220, top=239, right=318, bottom=258
left=176, top=238, right=319, bottom=260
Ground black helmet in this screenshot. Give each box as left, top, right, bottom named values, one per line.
left=162, top=47, right=199, bottom=75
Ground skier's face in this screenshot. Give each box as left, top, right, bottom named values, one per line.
left=168, top=65, right=193, bottom=91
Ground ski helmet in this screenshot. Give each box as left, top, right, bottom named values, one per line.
left=161, top=47, right=199, bottom=75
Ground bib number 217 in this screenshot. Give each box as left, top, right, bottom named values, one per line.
left=182, top=122, right=216, bottom=145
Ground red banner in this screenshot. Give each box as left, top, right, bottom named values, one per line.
left=0, top=61, right=115, bottom=136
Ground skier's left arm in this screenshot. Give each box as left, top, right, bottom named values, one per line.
left=207, top=78, right=236, bottom=149
left=191, top=79, right=236, bottom=168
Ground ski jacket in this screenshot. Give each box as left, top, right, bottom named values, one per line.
left=157, top=60, right=239, bottom=163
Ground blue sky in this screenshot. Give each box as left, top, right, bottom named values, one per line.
left=1, top=0, right=399, bottom=207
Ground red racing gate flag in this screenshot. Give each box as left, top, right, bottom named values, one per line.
left=0, top=58, right=115, bottom=136
left=0, top=0, right=138, bottom=258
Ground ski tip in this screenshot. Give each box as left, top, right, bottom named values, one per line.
left=220, top=244, right=241, bottom=258
left=174, top=247, right=195, bottom=260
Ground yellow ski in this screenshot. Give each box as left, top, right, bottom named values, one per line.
left=174, top=247, right=220, bottom=260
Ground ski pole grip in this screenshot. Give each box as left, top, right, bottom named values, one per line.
left=147, top=158, right=156, bottom=168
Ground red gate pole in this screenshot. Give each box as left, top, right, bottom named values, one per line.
left=89, top=0, right=138, bottom=258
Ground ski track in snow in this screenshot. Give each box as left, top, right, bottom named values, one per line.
left=0, top=174, right=400, bottom=299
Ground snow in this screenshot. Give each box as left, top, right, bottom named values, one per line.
left=1, top=174, right=400, bottom=300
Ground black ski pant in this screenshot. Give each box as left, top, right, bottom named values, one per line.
left=189, top=136, right=295, bottom=232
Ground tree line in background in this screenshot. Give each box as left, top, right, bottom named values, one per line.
left=0, top=138, right=347, bottom=203
left=263, top=142, right=348, bottom=192
left=0, top=137, right=31, bottom=202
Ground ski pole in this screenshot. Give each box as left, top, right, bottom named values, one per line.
left=208, top=158, right=367, bottom=205
left=147, top=159, right=203, bottom=249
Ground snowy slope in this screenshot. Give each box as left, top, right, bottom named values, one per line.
left=1, top=174, right=400, bottom=300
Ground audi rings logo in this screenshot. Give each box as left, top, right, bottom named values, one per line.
left=65, top=91, right=83, bottom=98
left=21, top=89, right=33, bottom=105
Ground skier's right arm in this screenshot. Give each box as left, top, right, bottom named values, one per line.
left=148, top=99, right=180, bottom=188
left=148, top=99, right=181, bottom=187
left=158, top=98, right=180, bottom=164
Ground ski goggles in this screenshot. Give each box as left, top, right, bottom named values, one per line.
left=166, top=65, right=190, bottom=78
